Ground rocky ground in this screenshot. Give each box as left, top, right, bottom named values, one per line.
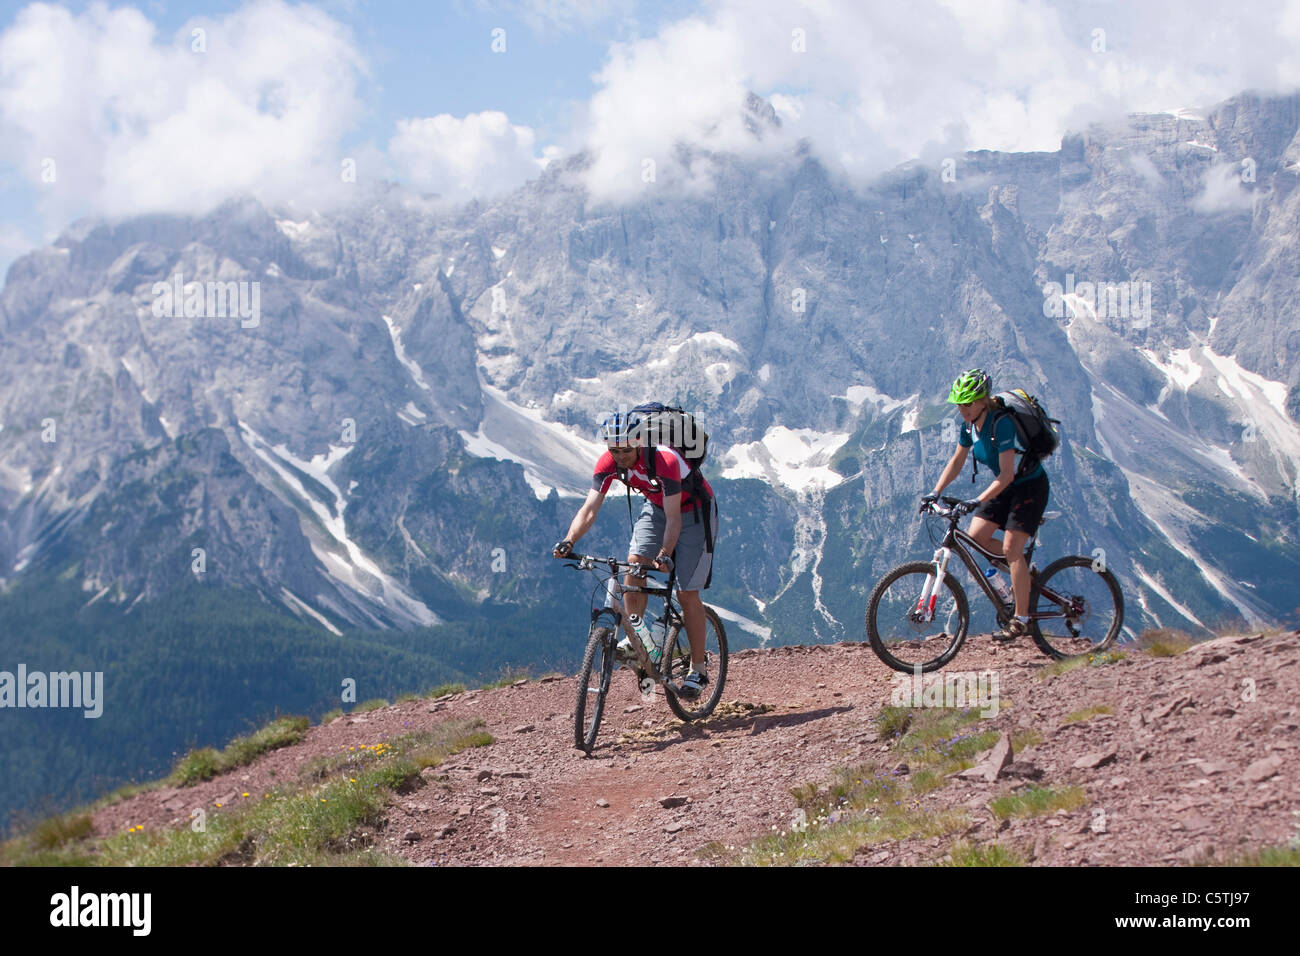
left=91, top=629, right=1300, bottom=866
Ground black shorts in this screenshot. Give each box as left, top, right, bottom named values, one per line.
left=974, top=471, right=1049, bottom=535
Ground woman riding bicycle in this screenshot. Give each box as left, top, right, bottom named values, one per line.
left=922, top=369, right=1049, bottom=642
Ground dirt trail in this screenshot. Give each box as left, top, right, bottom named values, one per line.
left=92, top=630, right=1300, bottom=865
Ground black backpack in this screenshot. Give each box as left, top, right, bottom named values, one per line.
left=970, top=389, right=1060, bottom=481
left=617, top=403, right=715, bottom=574
left=631, top=402, right=709, bottom=475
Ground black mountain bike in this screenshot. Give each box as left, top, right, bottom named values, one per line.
left=866, top=496, right=1124, bottom=672
left=562, top=552, right=728, bottom=754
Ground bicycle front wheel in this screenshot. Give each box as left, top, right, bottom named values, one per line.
left=866, top=561, right=969, bottom=673
left=1028, top=555, right=1124, bottom=660
left=574, top=625, right=615, bottom=753
left=662, top=605, right=728, bottom=722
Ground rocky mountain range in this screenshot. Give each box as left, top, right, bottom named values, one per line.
left=4, top=89, right=1298, bottom=638
left=2, top=88, right=1300, bottom=824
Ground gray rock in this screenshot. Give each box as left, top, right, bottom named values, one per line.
left=1242, top=755, right=1283, bottom=783
left=1073, top=748, right=1119, bottom=770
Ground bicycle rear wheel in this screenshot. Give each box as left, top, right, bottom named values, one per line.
left=574, top=625, right=615, bottom=753
left=866, top=561, right=969, bottom=673
left=662, top=605, right=728, bottom=721
left=1028, top=555, right=1124, bottom=660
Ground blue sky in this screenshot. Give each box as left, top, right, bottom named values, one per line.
left=1, top=0, right=1297, bottom=275
left=0, top=0, right=688, bottom=266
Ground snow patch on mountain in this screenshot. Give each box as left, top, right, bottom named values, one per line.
left=456, top=382, right=604, bottom=499
left=711, top=604, right=772, bottom=643
left=669, top=332, right=743, bottom=355
left=396, top=401, right=427, bottom=426
left=238, top=422, right=439, bottom=627
left=1139, top=341, right=1300, bottom=493
left=838, top=384, right=911, bottom=416
left=1133, top=564, right=1208, bottom=630
left=280, top=587, right=342, bottom=636
left=382, top=314, right=433, bottom=393
left=276, top=219, right=312, bottom=240
left=1122, top=469, right=1268, bottom=626
left=721, top=426, right=850, bottom=492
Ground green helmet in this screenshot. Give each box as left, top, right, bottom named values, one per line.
left=947, top=368, right=991, bottom=404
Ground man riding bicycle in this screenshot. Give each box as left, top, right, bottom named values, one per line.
left=922, top=369, right=1050, bottom=642
left=553, top=408, right=719, bottom=699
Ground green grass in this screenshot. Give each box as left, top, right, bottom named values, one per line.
left=353, top=699, right=390, bottom=713
left=320, top=708, right=343, bottom=724
left=723, top=704, right=1009, bottom=866
left=736, top=807, right=969, bottom=866
left=1137, top=628, right=1193, bottom=657
left=3, top=718, right=493, bottom=867
left=300, top=720, right=492, bottom=782
left=942, top=840, right=1025, bottom=866
left=425, top=683, right=467, bottom=698
left=1222, top=844, right=1300, bottom=866
left=1038, top=650, right=1127, bottom=679
left=989, top=785, right=1088, bottom=820
left=28, top=813, right=93, bottom=850
left=875, top=705, right=913, bottom=740
left=88, top=779, right=169, bottom=812
left=1010, top=728, right=1044, bottom=751
left=1063, top=704, right=1115, bottom=724
left=168, top=716, right=310, bottom=786
left=479, top=669, right=530, bottom=690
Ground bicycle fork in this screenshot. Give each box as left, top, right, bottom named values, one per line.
left=914, top=547, right=953, bottom=623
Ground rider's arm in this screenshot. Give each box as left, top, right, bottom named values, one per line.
left=659, top=491, right=683, bottom=561
left=561, top=488, right=605, bottom=546
left=931, top=444, right=969, bottom=494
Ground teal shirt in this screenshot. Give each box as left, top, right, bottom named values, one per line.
left=958, top=412, right=1045, bottom=484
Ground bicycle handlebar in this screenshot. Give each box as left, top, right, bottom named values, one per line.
left=920, top=496, right=966, bottom=519
left=557, top=551, right=668, bottom=577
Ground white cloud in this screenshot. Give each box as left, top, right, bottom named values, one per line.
left=571, top=0, right=1300, bottom=202
left=1191, top=163, right=1256, bottom=214
left=387, top=111, right=545, bottom=202
left=0, top=0, right=367, bottom=227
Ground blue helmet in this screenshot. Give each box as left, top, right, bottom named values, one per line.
left=598, top=408, right=643, bottom=447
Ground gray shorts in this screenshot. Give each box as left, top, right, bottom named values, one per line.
left=629, top=498, right=718, bottom=591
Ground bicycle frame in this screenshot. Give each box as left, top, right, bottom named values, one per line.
left=572, top=555, right=682, bottom=687
left=916, top=499, right=1073, bottom=624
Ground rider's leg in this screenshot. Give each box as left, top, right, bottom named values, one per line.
left=1003, top=529, right=1033, bottom=617
left=625, top=500, right=665, bottom=620
left=624, top=557, right=653, bottom=620
left=968, top=516, right=1001, bottom=553
left=678, top=588, right=707, bottom=670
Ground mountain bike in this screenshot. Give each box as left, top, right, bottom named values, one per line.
left=866, top=496, right=1124, bottom=672
left=561, top=552, right=728, bottom=754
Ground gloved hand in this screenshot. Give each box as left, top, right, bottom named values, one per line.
left=918, top=492, right=939, bottom=513
left=955, top=498, right=982, bottom=516
left=553, top=539, right=573, bottom=557
left=654, top=552, right=675, bottom=573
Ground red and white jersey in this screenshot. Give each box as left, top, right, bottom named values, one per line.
left=591, top=445, right=713, bottom=510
